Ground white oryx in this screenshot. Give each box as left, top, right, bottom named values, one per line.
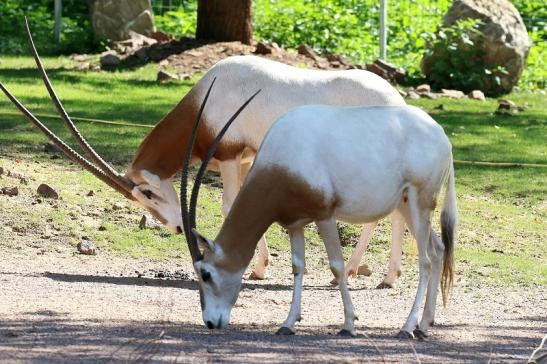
left=1, top=21, right=407, bottom=286
left=182, top=81, right=457, bottom=338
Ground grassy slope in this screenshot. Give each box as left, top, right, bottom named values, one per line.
left=0, top=55, right=545, bottom=287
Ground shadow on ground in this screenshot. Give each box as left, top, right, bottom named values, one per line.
left=0, top=311, right=542, bottom=363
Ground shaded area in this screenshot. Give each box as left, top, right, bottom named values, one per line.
left=42, top=271, right=295, bottom=291
left=0, top=316, right=541, bottom=363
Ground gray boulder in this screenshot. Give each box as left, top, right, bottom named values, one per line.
left=422, top=0, right=531, bottom=94
left=90, top=0, right=155, bottom=41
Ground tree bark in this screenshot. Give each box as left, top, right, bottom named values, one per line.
left=196, top=0, right=252, bottom=45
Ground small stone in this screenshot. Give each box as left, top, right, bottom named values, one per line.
left=135, top=48, right=149, bottom=61
left=326, top=53, right=349, bottom=66
left=98, top=225, right=107, bottom=231
left=357, top=264, right=372, bottom=277
left=255, top=42, right=275, bottom=55
left=37, top=184, right=59, bottom=199
left=77, top=239, right=96, bottom=255
left=421, top=92, right=439, bottom=99
left=139, top=215, right=147, bottom=229
left=1, top=186, right=18, bottom=196
left=112, top=202, right=124, bottom=211
left=468, top=90, right=486, bottom=101
left=440, top=89, right=465, bottom=99
left=416, top=84, right=431, bottom=93
left=0, top=166, right=4, bottom=175
left=498, top=99, right=516, bottom=111
left=100, top=53, right=121, bottom=69
left=76, top=62, right=91, bottom=71
left=86, top=190, right=94, bottom=197
left=397, top=89, right=408, bottom=98
left=72, top=54, right=89, bottom=62
left=407, top=91, right=421, bottom=99
left=157, top=70, right=178, bottom=83
left=297, top=44, right=318, bottom=61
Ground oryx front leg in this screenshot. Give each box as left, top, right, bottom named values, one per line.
left=377, top=210, right=405, bottom=289
left=219, top=157, right=242, bottom=218
left=316, top=218, right=358, bottom=337
left=397, top=188, right=433, bottom=340
left=276, top=227, right=305, bottom=335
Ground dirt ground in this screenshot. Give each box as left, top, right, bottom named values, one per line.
left=0, top=234, right=545, bottom=363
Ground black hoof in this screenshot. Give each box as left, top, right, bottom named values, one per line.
left=413, top=328, right=428, bottom=340
left=249, top=272, right=266, bottom=280
left=395, top=330, right=414, bottom=339
left=337, top=329, right=356, bottom=337
left=276, top=327, right=295, bottom=335
left=376, top=282, right=394, bottom=289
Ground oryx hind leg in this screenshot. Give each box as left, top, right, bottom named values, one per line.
left=332, top=220, right=378, bottom=286
left=377, top=210, right=405, bottom=289
left=317, top=218, right=358, bottom=337
left=419, top=229, right=444, bottom=333
left=277, top=227, right=306, bottom=335
left=397, top=187, right=433, bottom=340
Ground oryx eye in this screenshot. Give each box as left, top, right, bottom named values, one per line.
left=201, top=269, right=211, bottom=282
left=141, top=189, right=153, bottom=199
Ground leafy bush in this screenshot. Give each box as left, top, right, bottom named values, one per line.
left=154, top=2, right=197, bottom=38
left=0, top=0, right=97, bottom=55
left=421, top=19, right=509, bottom=94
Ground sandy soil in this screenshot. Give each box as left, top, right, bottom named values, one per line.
left=0, top=238, right=545, bottom=363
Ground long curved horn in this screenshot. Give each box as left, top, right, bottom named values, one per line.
left=24, top=18, right=134, bottom=194
left=0, top=83, right=136, bottom=200
left=180, top=78, right=217, bottom=262
left=188, top=89, right=261, bottom=231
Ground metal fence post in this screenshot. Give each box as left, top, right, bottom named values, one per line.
left=379, top=0, right=387, bottom=60
left=54, top=0, right=62, bottom=43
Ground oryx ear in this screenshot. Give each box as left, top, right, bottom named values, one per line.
left=192, top=228, right=215, bottom=252
left=140, top=170, right=161, bottom=189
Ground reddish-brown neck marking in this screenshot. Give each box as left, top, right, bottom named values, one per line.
left=128, top=88, right=248, bottom=180
left=212, top=165, right=335, bottom=272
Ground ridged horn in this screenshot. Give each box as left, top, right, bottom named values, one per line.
left=188, top=89, right=261, bottom=230
left=0, top=83, right=135, bottom=200
left=23, top=18, right=135, bottom=194
left=180, top=78, right=217, bottom=262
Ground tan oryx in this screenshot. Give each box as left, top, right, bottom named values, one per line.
left=182, top=81, right=457, bottom=339
left=1, top=20, right=406, bottom=286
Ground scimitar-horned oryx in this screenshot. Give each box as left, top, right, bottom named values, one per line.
left=182, top=81, right=457, bottom=339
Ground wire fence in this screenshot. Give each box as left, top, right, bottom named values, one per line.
left=151, top=0, right=189, bottom=15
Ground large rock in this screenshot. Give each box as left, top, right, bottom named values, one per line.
left=422, top=0, right=531, bottom=94
left=90, top=0, right=155, bottom=41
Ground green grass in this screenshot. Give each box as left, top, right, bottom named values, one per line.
left=0, top=55, right=545, bottom=287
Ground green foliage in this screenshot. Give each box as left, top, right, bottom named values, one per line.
left=154, top=2, right=197, bottom=38
left=511, top=0, right=546, bottom=90
left=254, top=0, right=374, bottom=61
left=422, top=19, right=508, bottom=94
left=0, top=0, right=97, bottom=55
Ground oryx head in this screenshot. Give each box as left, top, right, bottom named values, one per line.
left=0, top=19, right=184, bottom=233
left=179, top=81, right=260, bottom=329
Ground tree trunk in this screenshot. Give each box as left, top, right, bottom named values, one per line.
left=196, top=0, right=252, bottom=45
